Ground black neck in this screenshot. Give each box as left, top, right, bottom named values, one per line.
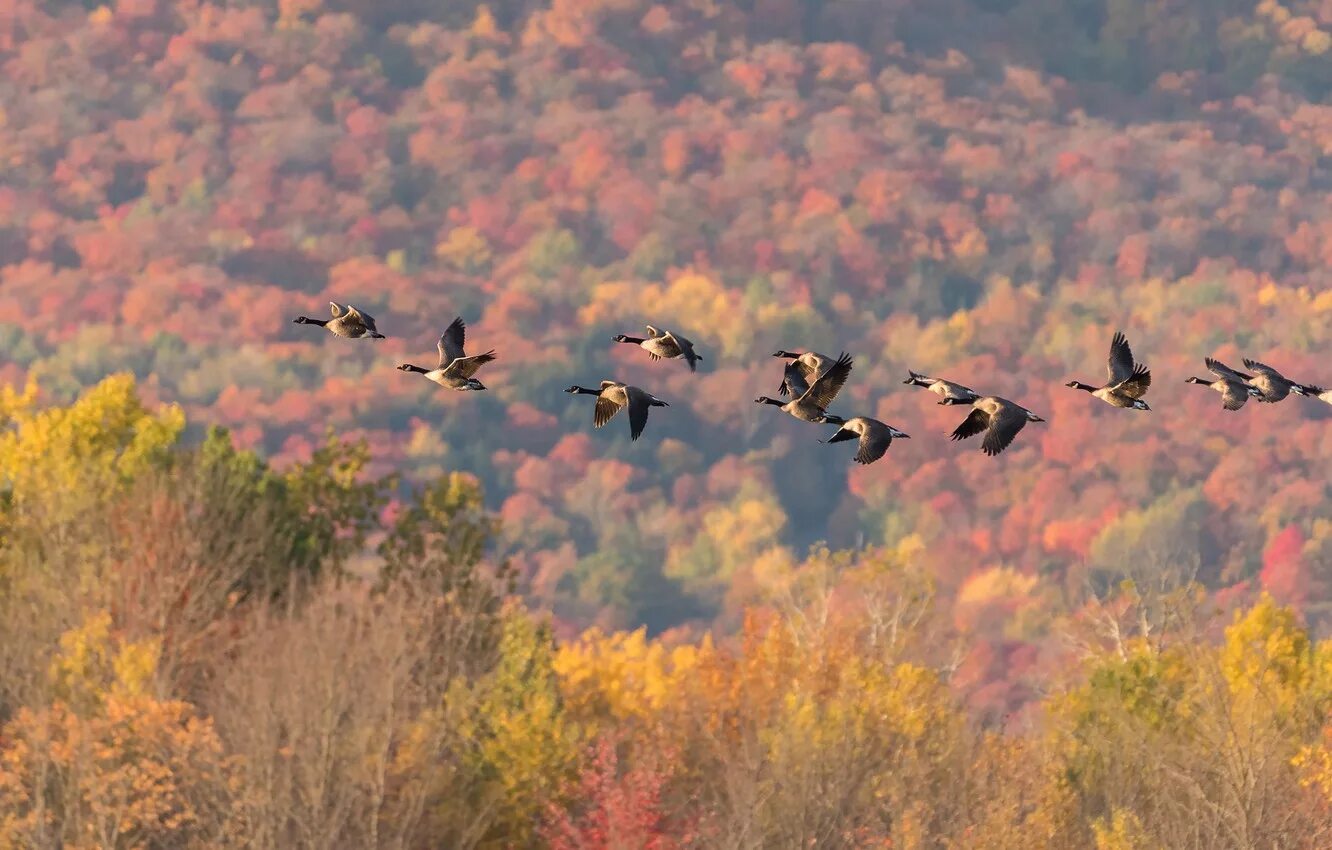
left=759, top=397, right=784, bottom=406
left=616, top=335, right=646, bottom=345
left=296, top=316, right=328, bottom=327
left=1071, top=382, right=1096, bottom=392
left=570, top=386, right=601, bottom=395
left=400, top=364, right=428, bottom=374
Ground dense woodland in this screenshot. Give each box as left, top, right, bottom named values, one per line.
left=2, top=0, right=1332, bottom=845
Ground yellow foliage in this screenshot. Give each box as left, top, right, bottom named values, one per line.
left=1220, top=594, right=1317, bottom=709
left=555, top=627, right=700, bottom=726
left=435, top=226, right=493, bottom=273
left=50, top=611, right=161, bottom=715
left=0, top=374, right=184, bottom=522
left=1092, top=810, right=1161, bottom=850
left=957, top=566, right=1037, bottom=608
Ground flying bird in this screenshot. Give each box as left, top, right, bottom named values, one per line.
left=396, top=317, right=496, bottom=391
left=1185, top=358, right=1262, bottom=411
left=819, top=416, right=910, bottom=465
left=755, top=352, right=854, bottom=423
left=1065, top=331, right=1151, bottom=410
left=612, top=325, right=703, bottom=372
left=565, top=381, right=669, bottom=440
left=903, top=370, right=981, bottom=405
left=293, top=302, right=385, bottom=339
left=945, top=396, right=1045, bottom=456
left=1241, top=358, right=1311, bottom=403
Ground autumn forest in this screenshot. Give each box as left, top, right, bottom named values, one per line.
left=2, top=0, right=1332, bottom=846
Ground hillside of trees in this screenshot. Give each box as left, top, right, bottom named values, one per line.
left=3, top=0, right=1332, bottom=802
left=0, top=377, right=1329, bottom=848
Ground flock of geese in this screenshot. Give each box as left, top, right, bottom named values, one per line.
left=293, top=303, right=1332, bottom=465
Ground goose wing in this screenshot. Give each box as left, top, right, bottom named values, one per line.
left=329, top=302, right=345, bottom=318
left=623, top=385, right=654, bottom=440
left=443, top=351, right=497, bottom=379
left=1206, top=357, right=1252, bottom=382
left=1220, top=380, right=1250, bottom=411
left=1242, top=358, right=1288, bottom=382
left=345, top=305, right=379, bottom=333
left=1115, top=366, right=1151, bottom=399
left=950, top=407, right=991, bottom=442
left=780, top=361, right=811, bottom=397
left=1106, top=331, right=1137, bottom=386
left=854, top=419, right=892, bottom=465
left=663, top=331, right=700, bottom=372
left=981, top=402, right=1030, bottom=456
left=593, top=384, right=627, bottom=429
left=798, top=351, right=853, bottom=410
left=438, top=317, right=467, bottom=366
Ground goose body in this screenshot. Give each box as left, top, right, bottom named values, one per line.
left=565, top=381, right=668, bottom=440
left=613, top=325, right=702, bottom=371
left=293, top=302, right=385, bottom=339
left=774, top=350, right=834, bottom=397
left=946, top=396, right=1044, bottom=456
left=1242, top=358, right=1308, bottom=403
left=1065, top=331, right=1151, bottom=410
left=397, top=316, right=496, bottom=390
left=756, top=352, right=853, bottom=423
left=903, top=370, right=980, bottom=404
left=820, top=417, right=910, bottom=465
left=1184, top=358, right=1263, bottom=411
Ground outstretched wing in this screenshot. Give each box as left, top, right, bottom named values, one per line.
left=780, top=361, right=810, bottom=397
left=624, top=386, right=654, bottom=440
left=1206, top=357, right=1252, bottom=382
left=664, top=331, right=700, bottom=372
left=855, top=421, right=892, bottom=465
left=593, top=384, right=627, bottom=429
left=800, top=351, right=853, bottom=410
left=982, top=404, right=1028, bottom=456
left=346, top=304, right=378, bottom=332
left=1116, top=366, right=1151, bottom=399
left=329, top=302, right=345, bottom=318
left=1242, top=358, right=1283, bottom=379
left=444, top=350, right=496, bottom=379
left=1220, top=381, right=1250, bottom=411
left=950, top=407, right=990, bottom=442
left=438, top=317, right=467, bottom=367
left=1107, top=331, right=1137, bottom=386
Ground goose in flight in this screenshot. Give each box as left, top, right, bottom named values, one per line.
left=945, top=396, right=1045, bottom=456
left=565, top=381, right=669, bottom=440
left=1065, top=331, right=1151, bottom=410
left=1185, top=358, right=1262, bottom=411
left=819, top=416, right=910, bottom=465
left=293, top=302, right=385, bottom=339
left=755, top=352, right=854, bottom=423
left=397, top=317, right=496, bottom=390
left=1241, top=358, right=1311, bottom=403
left=903, top=370, right=981, bottom=404
left=613, top=325, right=703, bottom=372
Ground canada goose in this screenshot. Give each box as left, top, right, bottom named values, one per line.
left=945, top=396, right=1044, bottom=456
left=1184, top=358, right=1263, bottom=410
left=773, top=350, right=833, bottom=397
left=1064, top=331, right=1151, bottom=410
left=903, top=370, right=981, bottom=404
left=1241, top=358, right=1309, bottom=403
left=293, top=302, right=385, bottom=339
left=564, top=381, right=668, bottom=440
left=612, top=325, right=703, bottom=372
left=819, top=417, right=910, bottom=465
left=755, top=352, right=854, bottom=422
left=396, top=317, right=496, bottom=391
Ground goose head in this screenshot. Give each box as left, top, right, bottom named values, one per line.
left=772, top=350, right=798, bottom=359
